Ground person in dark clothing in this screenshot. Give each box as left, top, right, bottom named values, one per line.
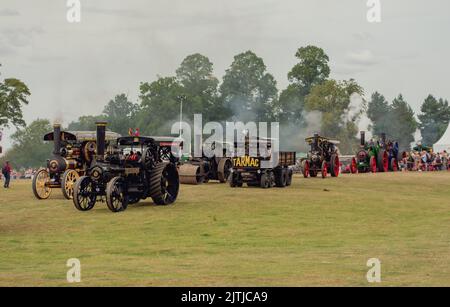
left=2, top=161, right=12, bottom=188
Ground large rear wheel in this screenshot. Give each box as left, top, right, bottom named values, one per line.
left=377, top=149, right=389, bottom=172
left=149, top=162, right=179, bottom=205
left=330, top=154, right=340, bottom=177
left=370, top=156, right=377, bottom=173
left=61, top=169, right=80, bottom=200
left=32, top=169, right=52, bottom=200
left=389, top=158, right=398, bottom=172
left=73, top=176, right=96, bottom=211
left=217, top=158, right=232, bottom=183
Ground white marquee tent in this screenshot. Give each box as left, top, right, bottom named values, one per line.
left=433, top=123, right=450, bottom=152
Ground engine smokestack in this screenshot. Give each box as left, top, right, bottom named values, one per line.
left=313, top=133, right=319, bottom=149
left=96, top=121, right=107, bottom=160
left=360, top=131, right=366, bottom=146
left=53, top=124, right=61, bottom=155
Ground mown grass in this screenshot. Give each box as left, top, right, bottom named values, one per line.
left=1, top=172, right=450, bottom=286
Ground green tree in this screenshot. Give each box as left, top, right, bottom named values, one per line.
left=220, top=51, right=278, bottom=122
left=67, top=115, right=107, bottom=131
left=418, top=95, right=450, bottom=146
left=287, top=45, right=330, bottom=92
left=277, top=84, right=308, bottom=125
left=305, top=79, right=364, bottom=153
left=176, top=53, right=227, bottom=122
left=390, top=94, right=418, bottom=151
left=138, top=76, right=185, bottom=135
left=0, top=119, right=52, bottom=169
left=0, top=64, right=31, bottom=128
left=103, top=93, right=139, bottom=135
left=278, top=45, right=331, bottom=132
left=367, top=92, right=391, bottom=137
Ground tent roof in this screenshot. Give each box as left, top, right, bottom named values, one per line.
left=433, top=122, right=450, bottom=152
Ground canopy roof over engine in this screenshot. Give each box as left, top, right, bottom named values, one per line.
left=305, top=135, right=340, bottom=145
left=44, top=131, right=121, bottom=142
left=117, top=136, right=182, bottom=147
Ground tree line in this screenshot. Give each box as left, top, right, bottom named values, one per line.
left=1, top=45, right=449, bottom=168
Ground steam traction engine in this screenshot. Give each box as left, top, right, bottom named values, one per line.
left=379, top=133, right=401, bottom=171
left=302, top=134, right=340, bottom=179
left=73, top=122, right=181, bottom=212
left=178, top=141, right=232, bottom=185
left=229, top=137, right=295, bottom=189
left=32, top=124, right=120, bottom=200
left=350, top=131, right=388, bottom=173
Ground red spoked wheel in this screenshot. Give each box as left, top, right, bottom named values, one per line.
left=382, top=151, right=389, bottom=172
left=330, top=154, right=340, bottom=177
left=302, top=161, right=310, bottom=178
left=321, top=161, right=328, bottom=179
left=370, top=156, right=377, bottom=173
left=350, top=157, right=358, bottom=174
left=391, top=158, right=398, bottom=172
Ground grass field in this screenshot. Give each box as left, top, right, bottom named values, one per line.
left=1, top=172, right=450, bottom=286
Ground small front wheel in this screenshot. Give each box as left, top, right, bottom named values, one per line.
left=286, top=169, right=293, bottom=186
left=73, top=176, right=96, bottom=211
left=32, top=169, right=52, bottom=200
left=61, top=169, right=80, bottom=200
left=302, top=161, right=310, bottom=178
left=321, top=161, right=328, bottom=179
left=260, top=173, right=270, bottom=189
left=106, top=177, right=129, bottom=212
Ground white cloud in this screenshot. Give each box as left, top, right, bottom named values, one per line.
left=346, top=50, right=379, bottom=66
left=0, top=9, right=19, bottom=16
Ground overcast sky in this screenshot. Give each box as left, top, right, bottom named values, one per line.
left=1, top=0, right=449, bottom=150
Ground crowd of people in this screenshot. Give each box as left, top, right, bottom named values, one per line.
left=400, top=150, right=449, bottom=172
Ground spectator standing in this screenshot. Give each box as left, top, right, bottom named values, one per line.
left=2, top=161, right=12, bottom=188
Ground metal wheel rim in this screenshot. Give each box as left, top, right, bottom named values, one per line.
left=36, top=170, right=51, bottom=199
left=77, top=178, right=95, bottom=210
left=64, top=170, right=79, bottom=199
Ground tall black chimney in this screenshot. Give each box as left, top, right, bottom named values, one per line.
left=360, top=131, right=366, bottom=146
left=96, top=122, right=107, bottom=160
left=53, top=124, right=61, bottom=155
left=313, top=133, right=319, bottom=149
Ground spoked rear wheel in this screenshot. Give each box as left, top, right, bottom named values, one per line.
left=377, top=150, right=389, bottom=172
left=106, top=177, right=129, bottom=212
left=218, top=158, right=232, bottom=183
left=150, top=162, right=180, bottom=205
left=73, top=176, right=96, bottom=211
left=330, top=154, right=340, bottom=177
left=370, top=156, right=377, bottom=173
left=390, top=158, right=398, bottom=172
